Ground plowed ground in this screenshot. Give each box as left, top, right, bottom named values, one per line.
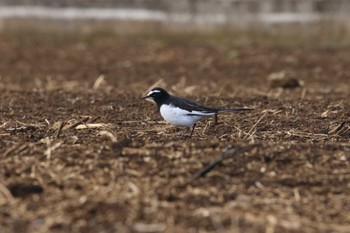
left=0, top=28, right=349, bottom=233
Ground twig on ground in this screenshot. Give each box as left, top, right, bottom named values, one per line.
left=286, top=130, right=328, bottom=138
left=0, top=122, right=9, bottom=129
left=5, top=121, right=45, bottom=132
left=89, top=116, right=101, bottom=123
left=194, top=146, right=238, bottom=179
left=194, top=144, right=262, bottom=179
left=67, top=116, right=90, bottom=129
left=0, top=183, right=15, bottom=204
left=15, top=121, right=45, bottom=128
left=75, top=123, right=114, bottom=129
left=42, top=137, right=63, bottom=160
left=55, top=121, right=66, bottom=138
left=243, top=113, right=267, bottom=140
left=202, top=121, right=211, bottom=135
left=328, top=121, right=349, bottom=135
left=93, top=75, right=105, bottom=90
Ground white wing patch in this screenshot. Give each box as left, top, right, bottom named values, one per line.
left=186, top=110, right=216, bottom=116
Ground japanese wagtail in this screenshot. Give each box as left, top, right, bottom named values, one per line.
left=142, top=87, right=253, bottom=136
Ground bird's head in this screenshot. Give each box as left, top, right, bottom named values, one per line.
left=141, top=87, right=170, bottom=104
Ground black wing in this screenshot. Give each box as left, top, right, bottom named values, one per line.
left=217, top=107, right=255, bottom=113
left=168, top=96, right=219, bottom=115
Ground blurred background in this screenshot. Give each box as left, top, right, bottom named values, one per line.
left=1, top=0, right=350, bottom=28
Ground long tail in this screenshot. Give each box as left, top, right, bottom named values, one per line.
left=217, top=107, right=255, bottom=113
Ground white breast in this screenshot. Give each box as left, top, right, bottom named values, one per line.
left=159, top=104, right=214, bottom=127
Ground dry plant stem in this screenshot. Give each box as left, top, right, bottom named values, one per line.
left=93, top=75, right=105, bottom=90
left=89, top=116, right=101, bottom=123
left=0, top=183, right=15, bottom=203
left=244, top=113, right=267, bottom=140
left=55, top=121, right=66, bottom=138
left=329, top=121, right=348, bottom=135
left=202, top=121, right=211, bottom=135
left=68, top=116, right=90, bottom=129
left=194, top=146, right=238, bottom=178
left=194, top=144, right=262, bottom=179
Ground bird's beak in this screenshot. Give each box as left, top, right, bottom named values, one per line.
left=141, top=95, right=150, bottom=99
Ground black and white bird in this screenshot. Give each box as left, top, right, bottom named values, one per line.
left=142, top=87, right=253, bottom=137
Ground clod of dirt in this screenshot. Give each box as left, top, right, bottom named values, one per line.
left=268, top=71, right=302, bottom=89
left=7, top=182, right=44, bottom=198
left=111, top=137, right=132, bottom=150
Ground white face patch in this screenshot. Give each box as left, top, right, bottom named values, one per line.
left=146, top=89, right=161, bottom=98
left=149, top=89, right=161, bottom=94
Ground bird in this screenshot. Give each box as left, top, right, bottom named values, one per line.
left=141, top=87, right=253, bottom=137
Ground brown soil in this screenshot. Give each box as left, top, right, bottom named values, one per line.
left=0, top=28, right=349, bottom=233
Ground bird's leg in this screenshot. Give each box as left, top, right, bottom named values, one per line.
left=189, top=124, right=196, bottom=137
left=214, top=114, right=218, bottom=125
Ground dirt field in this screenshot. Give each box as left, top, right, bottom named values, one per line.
left=0, top=26, right=349, bottom=233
